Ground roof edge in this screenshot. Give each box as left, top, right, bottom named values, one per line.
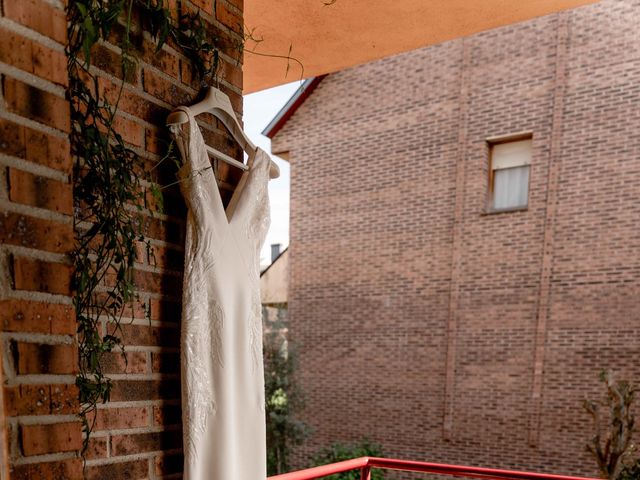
left=260, top=246, right=289, bottom=278
left=262, top=75, right=326, bottom=139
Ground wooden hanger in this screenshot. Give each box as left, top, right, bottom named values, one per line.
left=166, top=86, right=280, bottom=179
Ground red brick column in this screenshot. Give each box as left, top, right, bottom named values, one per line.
left=0, top=0, right=81, bottom=476
left=443, top=38, right=471, bottom=440
left=0, top=0, right=244, bottom=478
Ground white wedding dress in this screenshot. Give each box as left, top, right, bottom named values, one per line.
left=171, top=107, right=270, bottom=480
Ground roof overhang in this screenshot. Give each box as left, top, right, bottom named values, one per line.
left=262, top=76, right=325, bottom=138
left=244, top=0, right=598, bottom=94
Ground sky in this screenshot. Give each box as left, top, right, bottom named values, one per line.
left=243, top=81, right=301, bottom=267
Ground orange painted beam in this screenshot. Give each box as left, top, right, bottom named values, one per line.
left=243, top=0, right=598, bottom=93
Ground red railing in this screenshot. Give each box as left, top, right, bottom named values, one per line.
left=268, top=457, right=602, bottom=480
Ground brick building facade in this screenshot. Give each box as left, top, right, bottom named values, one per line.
left=268, top=0, right=640, bottom=476
left=0, top=0, right=243, bottom=478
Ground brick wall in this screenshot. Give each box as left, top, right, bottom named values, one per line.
left=0, top=0, right=243, bottom=478
left=271, top=0, right=640, bottom=476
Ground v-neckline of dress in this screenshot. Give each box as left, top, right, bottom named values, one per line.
left=216, top=146, right=259, bottom=226
left=174, top=104, right=261, bottom=227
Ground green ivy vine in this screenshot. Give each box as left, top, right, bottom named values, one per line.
left=66, top=0, right=227, bottom=454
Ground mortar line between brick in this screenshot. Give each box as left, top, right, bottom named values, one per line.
left=84, top=447, right=182, bottom=466
left=11, top=451, right=77, bottom=466
left=3, top=244, right=70, bottom=263
left=1, top=332, right=74, bottom=345
left=90, top=424, right=176, bottom=438
left=93, top=77, right=225, bottom=132
left=0, top=18, right=65, bottom=51
left=209, top=75, right=243, bottom=97
left=0, top=154, right=70, bottom=183
left=7, top=417, right=19, bottom=466
left=4, top=374, right=75, bottom=386
left=1, top=290, right=72, bottom=305
left=86, top=285, right=180, bottom=300
left=75, top=204, right=182, bottom=229
left=0, top=198, right=72, bottom=224
left=100, top=319, right=180, bottom=331
left=0, top=111, right=68, bottom=139
left=14, top=414, right=77, bottom=425
left=97, top=399, right=180, bottom=409
left=218, top=0, right=243, bottom=16
left=92, top=39, right=241, bottom=98
left=192, top=4, right=243, bottom=44
left=142, top=63, right=199, bottom=95
left=0, top=63, right=66, bottom=97
left=39, top=0, right=65, bottom=9
left=94, top=289, right=178, bottom=302
left=528, top=11, right=570, bottom=447
left=83, top=65, right=185, bottom=130
left=106, top=373, right=178, bottom=381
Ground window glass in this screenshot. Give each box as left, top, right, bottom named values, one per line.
left=489, top=137, right=532, bottom=210
left=493, top=165, right=530, bottom=210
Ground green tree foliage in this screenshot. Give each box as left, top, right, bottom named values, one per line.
left=584, top=371, right=638, bottom=479
left=264, top=308, right=309, bottom=475
left=311, top=440, right=385, bottom=480
left=618, top=460, right=640, bottom=480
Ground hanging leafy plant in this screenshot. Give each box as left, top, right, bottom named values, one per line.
left=66, top=0, right=226, bottom=455
left=67, top=0, right=304, bottom=457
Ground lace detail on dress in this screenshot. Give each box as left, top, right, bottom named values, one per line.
left=244, top=151, right=271, bottom=281
left=248, top=294, right=262, bottom=372
left=183, top=298, right=224, bottom=462
left=178, top=120, right=227, bottom=464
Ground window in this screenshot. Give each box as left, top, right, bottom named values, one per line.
left=488, top=137, right=532, bottom=211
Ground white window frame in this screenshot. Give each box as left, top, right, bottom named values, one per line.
left=487, top=135, right=532, bottom=212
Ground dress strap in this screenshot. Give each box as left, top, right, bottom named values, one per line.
left=170, top=104, right=213, bottom=178
left=175, top=105, right=195, bottom=123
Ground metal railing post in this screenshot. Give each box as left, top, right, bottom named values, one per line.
left=360, top=466, right=371, bottom=480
